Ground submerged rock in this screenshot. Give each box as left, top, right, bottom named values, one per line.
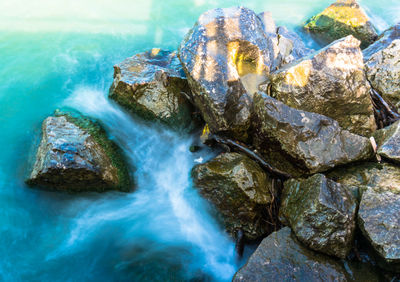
left=359, top=187, right=400, bottom=272
left=280, top=174, right=357, bottom=259
left=191, top=152, right=273, bottom=240
left=304, top=0, right=378, bottom=49
left=364, top=23, right=400, bottom=110
left=178, top=7, right=278, bottom=141
left=268, top=35, right=376, bottom=136
left=26, top=110, right=131, bottom=192
left=252, top=92, right=374, bottom=177
left=374, top=120, right=400, bottom=163
left=233, top=227, right=348, bottom=281
left=109, top=49, right=196, bottom=131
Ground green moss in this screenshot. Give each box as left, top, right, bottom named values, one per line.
left=54, top=108, right=132, bottom=192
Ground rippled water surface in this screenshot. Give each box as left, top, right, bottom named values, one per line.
left=0, top=0, right=399, bottom=281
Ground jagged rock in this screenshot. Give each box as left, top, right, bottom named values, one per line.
left=364, top=23, right=400, bottom=111
left=252, top=92, right=374, bottom=177
left=26, top=110, right=131, bottom=192
left=258, top=11, right=313, bottom=67
left=374, top=120, right=400, bottom=162
left=191, top=152, right=273, bottom=240
left=359, top=186, right=400, bottom=272
left=327, top=162, right=400, bottom=271
left=304, top=0, right=378, bottom=49
left=275, top=26, right=314, bottom=66
left=233, top=227, right=348, bottom=281
left=178, top=7, right=278, bottom=141
left=109, top=49, right=196, bottom=131
left=267, top=35, right=376, bottom=136
left=280, top=174, right=357, bottom=259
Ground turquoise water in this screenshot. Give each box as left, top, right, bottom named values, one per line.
left=0, top=0, right=399, bottom=281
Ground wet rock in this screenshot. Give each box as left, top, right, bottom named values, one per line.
left=373, top=120, right=400, bottom=163
left=268, top=35, right=376, bottom=136
left=109, top=49, right=196, bottom=131
left=364, top=23, right=400, bottom=111
left=233, top=227, right=348, bottom=281
left=275, top=26, right=314, bottom=66
left=191, top=152, right=273, bottom=240
left=26, top=110, right=131, bottom=192
left=257, top=11, right=276, bottom=35
left=252, top=92, right=374, bottom=177
left=304, top=0, right=378, bottom=49
left=280, top=174, right=357, bottom=258
left=178, top=7, right=278, bottom=141
left=359, top=185, right=400, bottom=272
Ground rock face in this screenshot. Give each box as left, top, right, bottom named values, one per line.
left=374, top=120, right=400, bottom=163
left=268, top=35, right=376, bottom=136
left=280, top=174, right=357, bottom=258
left=364, top=23, right=400, bottom=110
left=252, top=92, right=374, bottom=177
left=109, top=49, right=195, bottom=131
left=304, top=0, right=378, bottom=49
left=359, top=186, right=400, bottom=272
left=233, top=227, right=348, bottom=281
left=26, top=110, right=131, bottom=192
left=191, top=152, right=273, bottom=240
left=178, top=7, right=278, bottom=141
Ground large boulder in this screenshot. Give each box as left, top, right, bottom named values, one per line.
left=109, top=49, right=196, bottom=131
left=373, top=120, right=400, bottom=163
left=178, top=7, right=278, bottom=141
left=267, top=35, right=376, bottom=136
left=280, top=174, right=357, bottom=258
left=304, top=0, right=378, bottom=49
left=191, top=152, right=273, bottom=240
left=359, top=186, right=400, bottom=272
left=26, top=110, right=131, bottom=192
left=364, top=23, right=400, bottom=111
left=252, top=92, right=374, bottom=177
left=233, top=227, right=349, bottom=281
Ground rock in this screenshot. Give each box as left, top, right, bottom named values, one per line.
left=280, top=174, right=357, bottom=258
left=304, top=0, right=378, bottom=49
left=178, top=7, right=278, bottom=141
left=359, top=185, right=400, bottom=272
left=252, top=92, right=374, bottom=177
left=109, top=48, right=196, bottom=131
left=327, top=161, right=400, bottom=271
left=275, top=26, right=314, bottom=66
left=26, top=110, right=131, bottom=192
left=191, top=152, right=273, bottom=240
left=364, top=23, right=400, bottom=110
left=233, top=227, right=348, bottom=281
left=326, top=162, right=400, bottom=194
left=373, top=120, right=400, bottom=163
left=267, top=35, right=376, bottom=136
left=257, top=11, right=276, bottom=34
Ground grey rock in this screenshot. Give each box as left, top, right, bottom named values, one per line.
left=233, top=227, right=348, bottom=281
left=268, top=35, right=376, bottom=136
left=280, top=174, right=357, bottom=258
left=178, top=7, right=278, bottom=141
left=374, top=120, right=400, bottom=163
left=364, top=23, right=400, bottom=111
left=26, top=110, right=131, bottom=192
left=191, top=152, right=273, bottom=240
left=109, top=49, right=196, bottom=131
left=252, top=92, right=374, bottom=177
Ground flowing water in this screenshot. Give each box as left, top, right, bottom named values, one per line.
left=0, top=0, right=399, bottom=281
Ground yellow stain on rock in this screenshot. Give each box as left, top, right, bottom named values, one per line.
left=284, top=61, right=312, bottom=87
left=321, top=0, right=369, bottom=27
